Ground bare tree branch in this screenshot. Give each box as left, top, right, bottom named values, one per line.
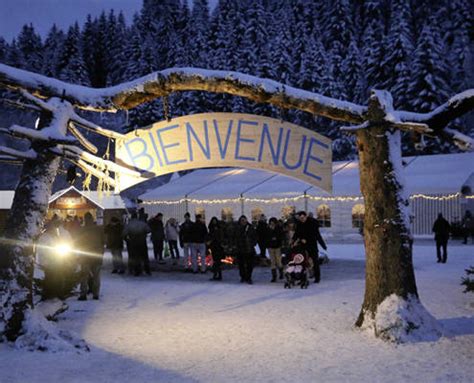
left=19, top=89, right=54, bottom=112
left=0, top=98, right=41, bottom=112
left=73, top=159, right=116, bottom=188
left=69, top=111, right=125, bottom=140
left=0, top=145, right=36, bottom=160
left=67, top=122, right=98, bottom=153
left=61, top=145, right=145, bottom=179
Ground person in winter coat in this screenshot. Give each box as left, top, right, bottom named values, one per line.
left=36, top=217, right=74, bottom=300
left=293, top=211, right=327, bottom=283
left=461, top=210, right=474, bottom=244
left=265, top=217, right=285, bottom=282
left=190, top=214, right=208, bottom=273
left=256, top=215, right=268, bottom=258
left=432, top=213, right=451, bottom=263
left=179, top=212, right=194, bottom=270
left=208, top=217, right=224, bottom=281
left=76, top=213, right=105, bottom=300
left=124, top=212, right=151, bottom=276
left=235, top=215, right=257, bottom=284
left=148, top=213, right=165, bottom=262
left=165, top=217, right=180, bottom=260
left=104, top=216, right=125, bottom=274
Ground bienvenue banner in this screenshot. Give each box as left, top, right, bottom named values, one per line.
left=115, top=113, right=332, bottom=192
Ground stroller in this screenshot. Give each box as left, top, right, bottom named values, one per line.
left=284, top=251, right=310, bottom=289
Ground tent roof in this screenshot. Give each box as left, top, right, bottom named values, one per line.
left=137, top=152, right=474, bottom=201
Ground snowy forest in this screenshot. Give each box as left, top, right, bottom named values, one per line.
left=0, top=0, right=472, bottom=169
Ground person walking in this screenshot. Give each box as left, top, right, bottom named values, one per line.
left=190, top=214, right=208, bottom=273
left=256, top=214, right=268, bottom=258
left=165, top=217, right=180, bottom=261
left=265, top=217, right=285, bottom=282
left=179, top=213, right=194, bottom=270
left=432, top=213, right=451, bottom=263
left=235, top=215, right=257, bottom=284
left=76, top=213, right=105, bottom=300
left=148, top=213, right=165, bottom=263
left=293, top=211, right=327, bottom=283
left=208, top=217, right=224, bottom=281
left=104, top=216, right=125, bottom=274
left=124, top=212, right=151, bottom=276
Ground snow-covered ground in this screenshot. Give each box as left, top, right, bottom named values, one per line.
left=1, top=242, right=473, bottom=383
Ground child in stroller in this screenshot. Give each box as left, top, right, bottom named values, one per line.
left=284, top=247, right=310, bottom=289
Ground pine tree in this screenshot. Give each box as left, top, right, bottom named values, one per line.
left=58, top=23, right=89, bottom=85
left=408, top=17, right=451, bottom=113
left=17, top=24, right=43, bottom=73
left=81, top=15, right=97, bottom=86
left=5, top=39, right=23, bottom=68
left=362, top=0, right=387, bottom=95
left=41, top=25, right=65, bottom=78
left=447, top=0, right=473, bottom=91
left=106, top=11, right=128, bottom=85
left=0, top=37, right=7, bottom=63
left=382, top=0, right=414, bottom=109
left=343, top=40, right=365, bottom=104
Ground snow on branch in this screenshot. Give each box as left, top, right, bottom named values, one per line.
left=0, top=145, right=36, bottom=160
left=0, top=63, right=366, bottom=123
left=0, top=124, right=79, bottom=145
left=396, top=89, right=474, bottom=132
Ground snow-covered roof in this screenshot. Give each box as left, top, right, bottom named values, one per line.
left=48, top=186, right=131, bottom=210
left=140, top=152, right=474, bottom=201
left=0, top=191, right=15, bottom=209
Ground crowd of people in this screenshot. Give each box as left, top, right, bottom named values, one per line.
left=35, top=209, right=329, bottom=301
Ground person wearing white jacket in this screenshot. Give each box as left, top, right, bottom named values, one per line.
left=165, top=218, right=180, bottom=259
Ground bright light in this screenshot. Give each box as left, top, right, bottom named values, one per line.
left=55, top=243, right=72, bottom=257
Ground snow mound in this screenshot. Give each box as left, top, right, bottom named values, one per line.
left=14, top=309, right=89, bottom=353
left=362, top=294, right=443, bottom=343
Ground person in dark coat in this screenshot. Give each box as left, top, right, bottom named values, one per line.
left=76, top=213, right=105, bottom=300
left=179, top=212, right=194, bottom=270
left=256, top=215, right=268, bottom=258
left=190, top=214, right=208, bottom=273
left=235, top=215, right=257, bottom=284
left=124, top=212, right=151, bottom=276
left=208, top=217, right=224, bottom=281
left=105, top=216, right=125, bottom=274
left=265, top=217, right=285, bottom=282
left=148, top=213, right=165, bottom=262
left=461, top=210, right=474, bottom=244
left=293, top=211, right=327, bottom=283
left=432, top=213, right=451, bottom=263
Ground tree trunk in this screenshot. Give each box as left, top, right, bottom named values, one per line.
left=0, top=113, right=61, bottom=341
left=355, top=124, right=441, bottom=341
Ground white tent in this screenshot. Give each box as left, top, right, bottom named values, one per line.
left=140, top=152, right=474, bottom=237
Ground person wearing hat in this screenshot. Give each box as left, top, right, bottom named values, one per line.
left=293, top=211, right=327, bottom=283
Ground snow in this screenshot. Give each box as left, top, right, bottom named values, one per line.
left=1, top=242, right=473, bottom=382
left=361, top=293, right=442, bottom=343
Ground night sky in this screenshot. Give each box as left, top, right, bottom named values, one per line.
left=0, top=0, right=145, bottom=41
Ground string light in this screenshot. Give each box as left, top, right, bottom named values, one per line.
left=142, top=192, right=473, bottom=206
